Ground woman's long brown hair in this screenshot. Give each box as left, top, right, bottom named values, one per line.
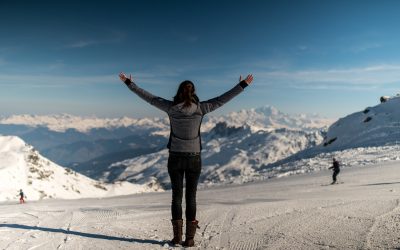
left=173, top=80, right=199, bottom=107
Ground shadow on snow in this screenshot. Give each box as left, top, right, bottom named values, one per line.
left=0, top=223, right=164, bottom=246
left=362, top=181, right=400, bottom=186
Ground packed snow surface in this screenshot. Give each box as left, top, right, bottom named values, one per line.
left=0, top=161, right=399, bottom=249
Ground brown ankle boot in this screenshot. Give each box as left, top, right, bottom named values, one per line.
left=170, top=219, right=183, bottom=245
left=183, top=220, right=199, bottom=247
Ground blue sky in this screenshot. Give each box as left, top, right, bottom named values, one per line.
left=1, top=0, right=400, bottom=119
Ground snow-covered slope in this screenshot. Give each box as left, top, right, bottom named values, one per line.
left=262, top=96, right=400, bottom=177
left=261, top=145, right=400, bottom=179
left=273, top=95, right=400, bottom=164
left=0, top=136, right=160, bottom=201
left=101, top=123, right=324, bottom=188
left=319, top=96, right=400, bottom=151
left=1, top=161, right=400, bottom=249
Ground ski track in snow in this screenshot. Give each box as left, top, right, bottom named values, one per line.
left=1, top=162, right=400, bottom=249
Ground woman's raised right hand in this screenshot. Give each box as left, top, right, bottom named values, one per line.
left=119, top=72, right=133, bottom=83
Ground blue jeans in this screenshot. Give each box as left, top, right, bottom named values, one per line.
left=168, top=153, right=201, bottom=221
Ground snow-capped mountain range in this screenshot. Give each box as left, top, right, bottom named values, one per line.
left=0, top=106, right=333, bottom=175
left=102, top=123, right=325, bottom=188
left=203, top=106, right=333, bottom=132
left=102, top=97, right=400, bottom=188
left=0, top=106, right=332, bottom=134
left=0, top=114, right=169, bottom=133
left=0, top=136, right=160, bottom=202
left=4, top=97, right=400, bottom=193
left=1, top=96, right=400, bottom=197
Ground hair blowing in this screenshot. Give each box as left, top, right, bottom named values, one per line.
left=173, top=80, right=199, bottom=107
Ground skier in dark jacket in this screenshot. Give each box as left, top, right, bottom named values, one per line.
left=19, top=189, right=25, bottom=204
left=328, top=158, right=340, bottom=184
left=119, top=72, right=253, bottom=247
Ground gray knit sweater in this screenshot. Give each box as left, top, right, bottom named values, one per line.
left=124, top=80, right=248, bottom=153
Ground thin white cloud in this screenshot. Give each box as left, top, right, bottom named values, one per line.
left=297, top=45, right=308, bottom=51
left=66, top=40, right=98, bottom=48
left=248, top=58, right=292, bottom=70
left=3, top=62, right=399, bottom=93
left=253, top=64, right=400, bottom=90
left=64, top=31, right=126, bottom=49
left=0, top=71, right=174, bottom=88
left=350, top=43, right=382, bottom=53
left=65, top=38, right=122, bottom=49
left=0, top=74, right=116, bottom=87
left=47, top=61, right=65, bottom=70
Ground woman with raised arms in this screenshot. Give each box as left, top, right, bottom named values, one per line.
left=119, top=72, right=253, bottom=247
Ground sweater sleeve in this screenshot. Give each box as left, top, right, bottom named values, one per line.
left=124, top=79, right=172, bottom=113
left=200, top=80, right=249, bottom=114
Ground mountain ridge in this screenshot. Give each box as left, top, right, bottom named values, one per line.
left=0, top=135, right=160, bottom=201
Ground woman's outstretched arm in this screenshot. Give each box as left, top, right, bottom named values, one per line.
left=119, top=72, right=172, bottom=113
left=200, top=74, right=253, bottom=114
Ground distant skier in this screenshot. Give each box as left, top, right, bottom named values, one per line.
left=119, top=72, right=253, bottom=247
left=328, top=158, right=340, bottom=184
left=19, top=189, right=25, bottom=204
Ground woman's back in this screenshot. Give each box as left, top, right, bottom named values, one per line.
left=168, top=103, right=203, bottom=153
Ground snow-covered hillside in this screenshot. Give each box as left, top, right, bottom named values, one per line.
left=270, top=95, right=400, bottom=169
left=102, top=123, right=324, bottom=188
left=0, top=136, right=159, bottom=202
left=319, top=96, right=400, bottom=151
